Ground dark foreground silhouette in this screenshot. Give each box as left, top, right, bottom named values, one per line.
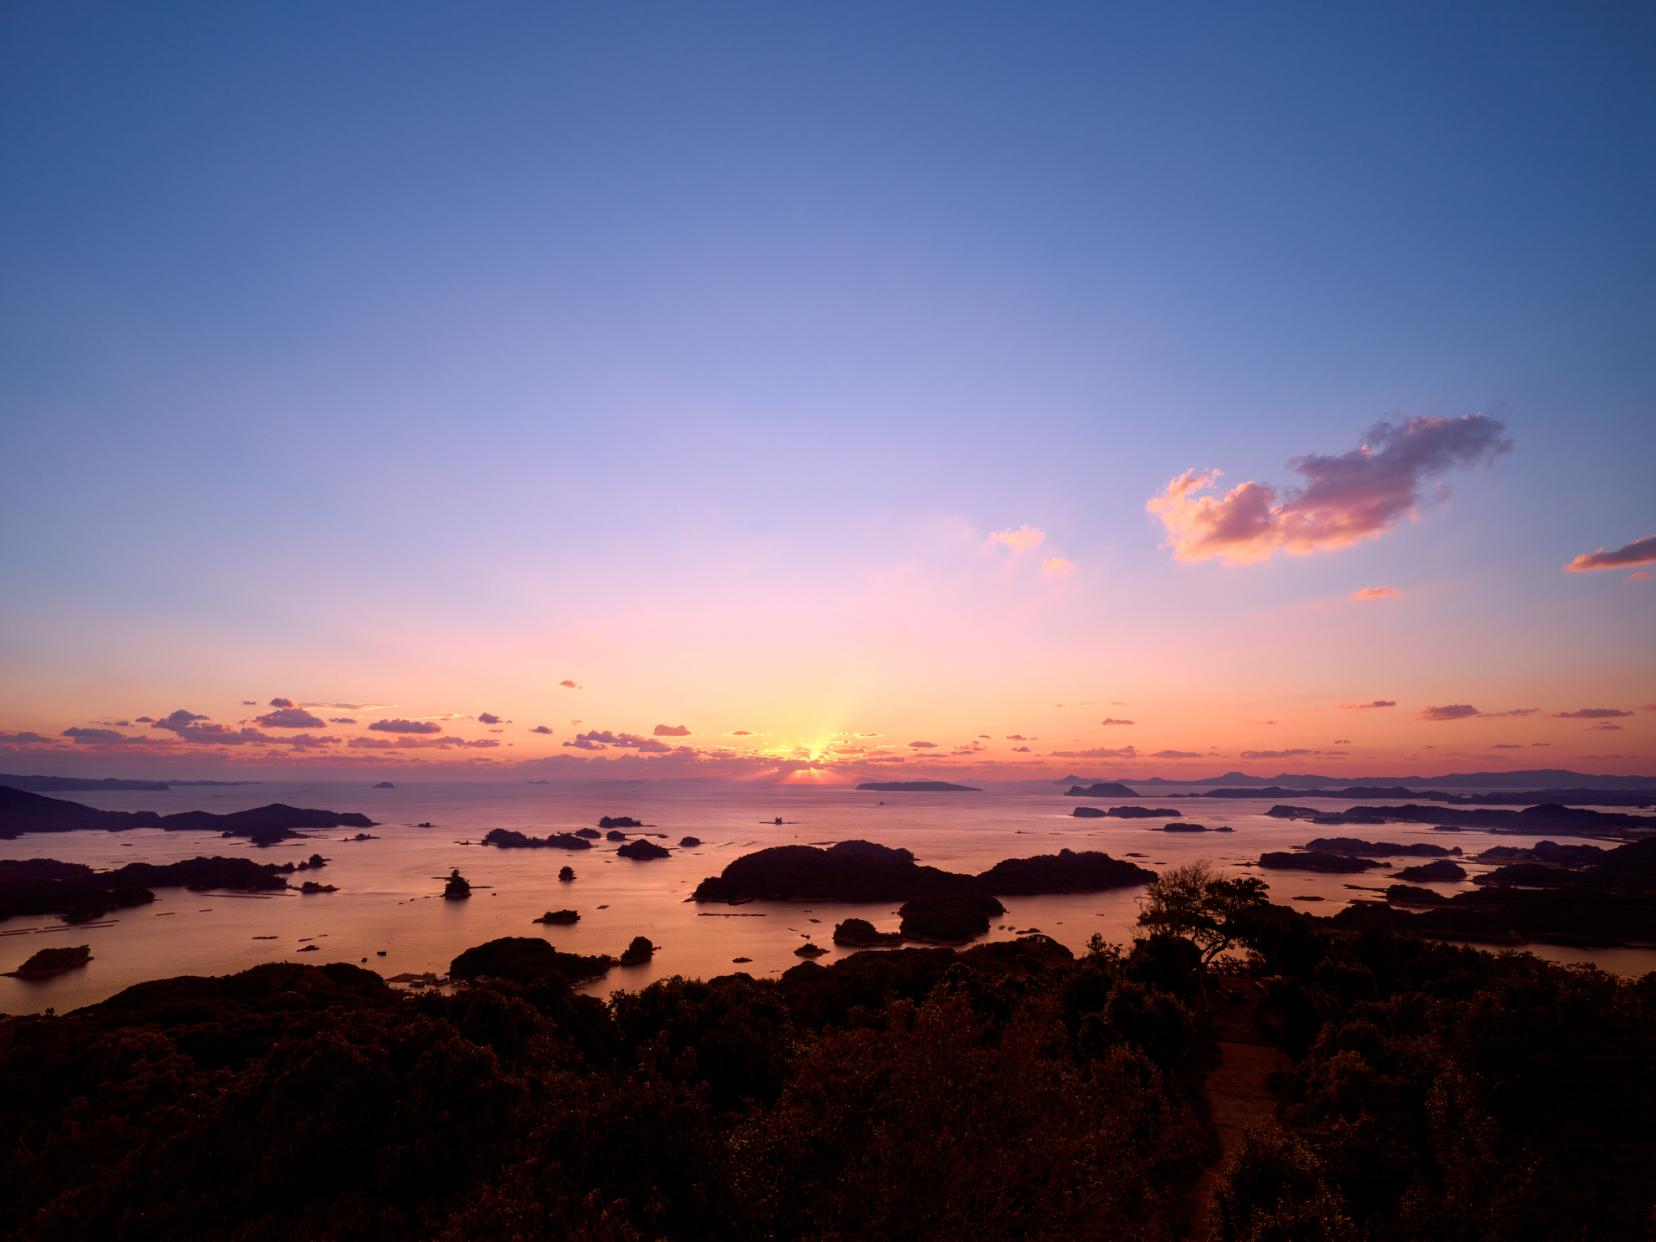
left=1, top=880, right=1651, bottom=1240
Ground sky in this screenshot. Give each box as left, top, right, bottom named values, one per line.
left=1, top=2, right=1653, bottom=782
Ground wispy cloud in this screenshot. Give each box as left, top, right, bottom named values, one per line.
left=1352, top=586, right=1400, bottom=600
left=1564, top=534, right=1656, bottom=572
left=1417, top=704, right=1536, bottom=721
left=1417, top=703, right=1481, bottom=721
left=1049, top=745, right=1137, bottom=759
left=1341, top=699, right=1396, bottom=710
left=1552, top=707, right=1633, bottom=719
left=1148, top=414, right=1510, bottom=564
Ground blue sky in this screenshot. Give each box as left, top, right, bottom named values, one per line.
left=1, top=2, right=1652, bottom=777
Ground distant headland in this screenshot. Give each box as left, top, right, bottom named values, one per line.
left=1056, top=768, right=1656, bottom=790
left=856, top=780, right=981, bottom=793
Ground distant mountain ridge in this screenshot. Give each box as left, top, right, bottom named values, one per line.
left=1056, top=768, right=1656, bottom=790
left=0, top=773, right=262, bottom=792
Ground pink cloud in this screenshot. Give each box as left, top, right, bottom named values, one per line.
left=0, top=730, right=52, bottom=744
left=1552, top=707, right=1633, bottom=719
left=654, top=723, right=691, bottom=736
left=1048, top=745, right=1137, bottom=759
left=1040, top=556, right=1074, bottom=578
left=1417, top=704, right=1481, bottom=721
left=256, top=707, right=327, bottom=729
left=1099, top=718, right=1134, bottom=726
left=369, top=718, right=443, bottom=734
left=984, top=524, right=1046, bottom=553
left=1352, top=586, right=1401, bottom=600
left=1341, top=699, right=1396, bottom=710
left=1148, top=414, right=1509, bottom=563
left=1150, top=749, right=1202, bottom=759
left=559, top=680, right=581, bottom=690
left=561, top=729, right=672, bottom=753
left=908, top=740, right=939, bottom=749
left=1416, top=704, right=1535, bottom=721
left=1564, top=534, right=1656, bottom=572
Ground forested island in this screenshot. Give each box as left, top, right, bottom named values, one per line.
left=0, top=787, right=373, bottom=846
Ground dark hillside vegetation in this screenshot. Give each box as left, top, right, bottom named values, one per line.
left=0, top=936, right=1213, bottom=1241
left=0, top=867, right=1649, bottom=1240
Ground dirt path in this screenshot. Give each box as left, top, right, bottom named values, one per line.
left=1185, top=981, right=1283, bottom=1240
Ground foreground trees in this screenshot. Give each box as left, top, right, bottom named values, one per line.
left=1, top=870, right=1650, bottom=1240
left=0, top=937, right=1211, bottom=1240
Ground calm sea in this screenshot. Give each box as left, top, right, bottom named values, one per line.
left=4, top=780, right=1651, bottom=1014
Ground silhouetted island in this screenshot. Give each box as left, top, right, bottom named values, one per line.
left=617, top=839, right=670, bottom=860
left=533, top=909, right=580, bottom=925
left=1394, top=859, right=1467, bottom=882
left=1072, top=804, right=1182, bottom=819
left=1258, top=850, right=1381, bottom=873
left=373, top=781, right=395, bottom=789
left=0, top=786, right=374, bottom=845
left=6, top=943, right=91, bottom=979
left=1266, top=801, right=1652, bottom=839
left=832, top=917, right=904, bottom=947
left=481, top=827, right=592, bottom=851
left=1, top=855, right=315, bottom=925
left=1331, top=837, right=1656, bottom=947
left=1302, top=836, right=1461, bottom=857
left=692, top=840, right=1153, bottom=909
left=449, top=936, right=611, bottom=985
left=1064, top=782, right=1139, bottom=797
left=0, top=772, right=170, bottom=792
left=1193, top=784, right=1656, bottom=807
left=897, top=893, right=1006, bottom=941
left=855, top=781, right=982, bottom=792
left=599, top=815, right=644, bottom=828
left=442, top=869, right=471, bottom=900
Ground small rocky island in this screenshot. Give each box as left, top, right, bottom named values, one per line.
left=6, top=943, right=92, bottom=979
left=443, top=869, right=471, bottom=900
left=1064, top=782, right=1139, bottom=797
left=1072, top=805, right=1181, bottom=819
left=617, top=839, right=670, bottom=860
